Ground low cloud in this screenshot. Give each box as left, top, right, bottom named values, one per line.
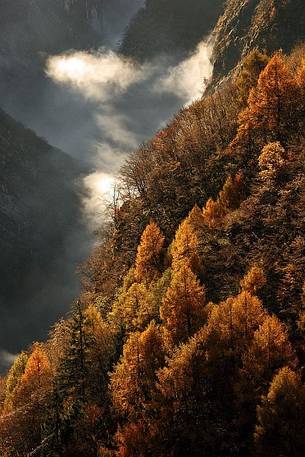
left=46, top=50, right=146, bottom=101
left=83, top=171, right=117, bottom=229
left=0, top=349, right=17, bottom=373
left=46, top=40, right=214, bottom=229
left=158, top=41, right=213, bottom=103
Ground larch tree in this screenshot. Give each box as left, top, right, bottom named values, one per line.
left=203, top=172, right=245, bottom=228
left=160, top=263, right=206, bottom=346
left=204, top=291, right=268, bottom=365
left=156, top=326, right=237, bottom=457
left=110, top=322, right=165, bottom=420
left=237, top=315, right=296, bottom=437
left=232, top=52, right=299, bottom=151
left=112, top=282, right=155, bottom=333
left=134, top=221, right=165, bottom=283
left=255, top=367, right=305, bottom=457
left=242, top=315, right=296, bottom=386
left=232, top=291, right=268, bottom=349
left=218, top=171, right=245, bottom=212
left=3, top=351, right=28, bottom=412
left=0, top=344, right=52, bottom=457
left=170, top=211, right=200, bottom=273
left=17, top=343, right=51, bottom=401
left=83, top=304, right=117, bottom=395
left=235, top=49, right=270, bottom=105
left=202, top=197, right=225, bottom=229
left=240, top=265, right=267, bottom=295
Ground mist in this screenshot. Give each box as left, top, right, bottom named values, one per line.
left=46, top=40, right=213, bottom=227
left=0, top=0, right=214, bottom=373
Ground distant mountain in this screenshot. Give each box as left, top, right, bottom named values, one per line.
left=0, top=0, right=143, bottom=131
left=212, top=0, right=305, bottom=85
left=120, top=0, right=225, bottom=60
left=0, top=108, right=90, bottom=356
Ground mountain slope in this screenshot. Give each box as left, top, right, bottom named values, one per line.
left=0, top=108, right=90, bottom=360
left=120, top=0, right=225, bottom=60
left=2, top=44, right=305, bottom=457
left=0, top=0, right=143, bottom=134
left=212, top=0, right=305, bottom=85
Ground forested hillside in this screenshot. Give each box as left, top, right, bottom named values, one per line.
left=120, top=0, right=225, bottom=60
left=1, top=31, right=305, bottom=456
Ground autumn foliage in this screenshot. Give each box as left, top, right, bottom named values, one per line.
left=2, top=46, right=305, bottom=457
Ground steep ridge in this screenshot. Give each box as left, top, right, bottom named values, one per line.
left=2, top=44, right=305, bottom=456
left=0, top=108, right=89, bottom=359
left=120, top=0, right=225, bottom=60
left=212, top=0, right=305, bottom=85
left=1, top=2, right=305, bottom=456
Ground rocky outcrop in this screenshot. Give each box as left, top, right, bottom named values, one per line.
left=212, top=0, right=305, bottom=84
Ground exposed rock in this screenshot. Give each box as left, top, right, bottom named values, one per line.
left=212, top=0, right=305, bottom=85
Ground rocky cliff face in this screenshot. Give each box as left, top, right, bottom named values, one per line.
left=212, top=0, right=305, bottom=84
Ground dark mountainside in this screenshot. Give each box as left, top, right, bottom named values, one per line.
left=0, top=0, right=101, bottom=110
left=212, top=0, right=305, bottom=85
left=2, top=1, right=305, bottom=457
left=120, top=0, right=225, bottom=60
left=0, top=0, right=145, bottom=364
left=0, top=109, right=90, bottom=365
left=0, top=0, right=143, bottom=140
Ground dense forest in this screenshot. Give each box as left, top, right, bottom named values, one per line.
left=1, top=38, right=305, bottom=456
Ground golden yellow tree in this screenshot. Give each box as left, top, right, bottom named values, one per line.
left=202, top=197, right=225, bottom=229
left=255, top=367, right=305, bottom=457
left=112, top=282, right=155, bottom=333
left=18, top=343, right=51, bottom=398
left=110, top=322, right=165, bottom=419
left=235, top=49, right=270, bottom=105
left=236, top=313, right=295, bottom=440
left=240, top=265, right=267, bottom=295
left=205, top=291, right=268, bottom=359
left=242, top=315, right=296, bottom=385
left=187, top=204, right=205, bottom=231
left=203, top=172, right=245, bottom=228
left=83, top=304, right=117, bottom=392
left=0, top=344, right=52, bottom=456
left=232, top=52, right=299, bottom=150
left=160, top=263, right=206, bottom=346
left=3, top=351, right=28, bottom=412
left=171, top=213, right=201, bottom=273
left=134, top=221, right=165, bottom=283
